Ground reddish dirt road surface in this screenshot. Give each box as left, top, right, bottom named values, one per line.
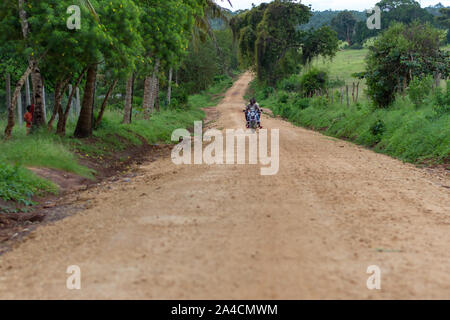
left=0, top=72, right=449, bottom=299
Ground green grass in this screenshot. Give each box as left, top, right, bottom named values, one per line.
left=308, top=49, right=368, bottom=99
left=188, top=75, right=234, bottom=108
left=250, top=77, right=450, bottom=165
left=0, top=162, right=57, bottom=208
left=0, top=76, right=235, bottom=208
left=0, top=129, right=94, bottom=178
left=311, top=49, right=368, bottom=83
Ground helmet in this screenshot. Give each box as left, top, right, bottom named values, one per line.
left=250, top=98, right=256, bottom=105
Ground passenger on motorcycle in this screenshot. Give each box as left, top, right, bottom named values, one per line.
left=245, top=98, right=262, bottom=129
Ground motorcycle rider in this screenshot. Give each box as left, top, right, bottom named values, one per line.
left=245, top=98, right=262, bottom=128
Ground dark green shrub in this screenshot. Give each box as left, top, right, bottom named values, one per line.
left=350, top=43, right=363, bottom=50
left=278, top=92, right=289, bottom=104
left=262, top=86, right=275, bottom=99
left=299, top=68, right=329, bottom=96
left=370, top=119, right=386, bottom=141
left=170, top=86, right=188, bottom=108
left=279, top=74, right=302, bottom=92
left=292, top=95, right=310, bottom=110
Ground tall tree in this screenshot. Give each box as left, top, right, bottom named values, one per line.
left=232, top=0, right=338, bottom=84
left=330, top=11, right=357, bottom=45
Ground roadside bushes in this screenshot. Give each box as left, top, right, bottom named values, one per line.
left=278, top=74, right=302, bottom=92
left=250, top=77, right=449, bottom=164
left=365, top=22, right=450, bottom=108
left=299, top=68, right=329, bottom=97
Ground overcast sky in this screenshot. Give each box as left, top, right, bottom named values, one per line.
left=216, top=0, right=450, bottom=11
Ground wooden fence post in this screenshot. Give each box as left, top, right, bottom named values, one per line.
left=352, top=82, right=355, bottom=102
left=340, top=87, right=343, bottom=104
left=356, top=82, right=360, bottom=103
left=346, top=85, right=349, bottom=106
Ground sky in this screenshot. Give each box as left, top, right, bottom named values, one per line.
left=216, top=0, right=450, bottom=12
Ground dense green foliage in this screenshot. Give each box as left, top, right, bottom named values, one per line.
left=330, top=11, right=357, bottom=45
left=0, top=0, right=239, bottom=207
left=352, top=0, right=449, bottom=45
left=231, top=0, right=339, bottom=84
left=298, top=68, right=329, bottom=97
left=364, top=22, right=450, bottom=107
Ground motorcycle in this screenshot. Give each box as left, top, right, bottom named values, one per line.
left=243, top=108, right=260, bottom=130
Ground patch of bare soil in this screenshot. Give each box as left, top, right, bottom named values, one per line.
left=0, top=136, right=173, bottom=256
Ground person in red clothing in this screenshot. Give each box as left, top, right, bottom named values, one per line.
left=24, top=105, right=33, bottom=134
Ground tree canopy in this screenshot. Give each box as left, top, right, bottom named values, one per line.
left=231, top=0, right=338, bottom=84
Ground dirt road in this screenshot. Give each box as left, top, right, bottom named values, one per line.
left=0, top=72, right=449, bottom=299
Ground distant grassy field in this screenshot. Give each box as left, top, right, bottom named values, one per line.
left=310, top=49, right=368, bottom=98
left=310, top=46, right=449, bottom=96
left=311, top=49, right=368, bottom=83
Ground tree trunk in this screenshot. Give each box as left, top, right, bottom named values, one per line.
left=48, top=78, right=70, bottom=131
left=74, top=65, right=97, bottom=138
left=154, top=77, right=160, bottom=112
left=143, top=58, right=160, bottom=119
left=75, top=87, right=81, bottom=116
left=19, top=0, right=44, bottom=129
left=142, top=76, right=152, bottom=119
left=167, top=67, right=173, bottom=106
left=25, top=75, right=31, bottom=106
left=42, top=84, right=47, bottom=122
left=434, top=72, right=441, bottom=89
left=95, top=79, right=118, bottom=129
left=6, top=74, right=11, bottom=114
left=122, top=74, right=134, bottom=124
left=68, top=84, right=74, bottom=120
left=30, top=60, right=45, bottom=129
left=4, top=66, right=32, bottom=139
left=346, top=26, right=351, bottom=46
left=57, top=68, right=87, bottom=136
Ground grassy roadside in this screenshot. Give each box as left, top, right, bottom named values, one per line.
left=0, top=75, right=236, bottom=210
left=249, top=76, right=449, bottom=165
left=246, top=48, right=449, bottom=165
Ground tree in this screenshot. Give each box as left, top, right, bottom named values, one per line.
left=352, top=0, right=435, bottom=45
left=364, top=22, right=450, bottom=107
left=232, top=0, right=338, bottom=84
left=75, top=0, right=143, bottom=137
left=138, top=0, right=203, bottom=118
left=436, top=7, right=450, bottom=43
left=331, top=11, right=357, bottom=45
